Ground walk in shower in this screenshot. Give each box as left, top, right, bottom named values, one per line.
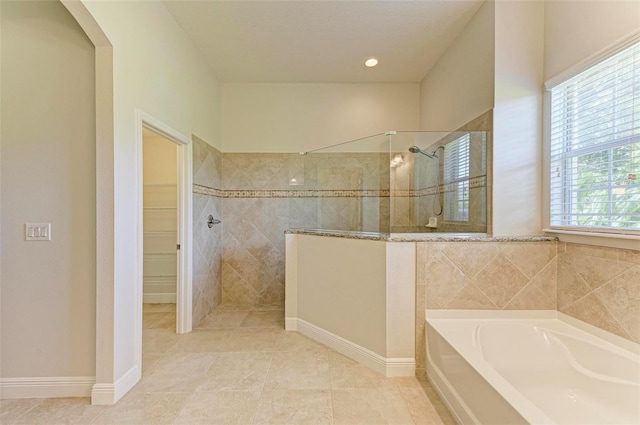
left=288, top=130, right=490, bottom=235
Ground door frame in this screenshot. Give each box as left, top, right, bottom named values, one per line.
left=135, top=111, right=193, bottom=360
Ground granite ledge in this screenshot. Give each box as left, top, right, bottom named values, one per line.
left=285, top=229, right=558, bottom=243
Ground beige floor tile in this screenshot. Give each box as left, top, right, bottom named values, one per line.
left=196, top=352, right=273, bottom=391
left=393, top=377, right=423, bottom=389
left=142, top=329, right=181, bottom=354
left=91, top=392, right=189, bottom=425
left=253, top=390, right=332, bottom=425
left=329, top=352, right=397, bottom=389
left=331, top=389, right=414, bottom=425
left=142, top=351, right=163, bottom=376
left=265, top=351, right=330, bottom=390
left=413, top=382, right=457, bottom=425
left=196, top=311, right=248, bottom=329
left=399, top=388, right=446, bottom=425
left=13, top=398, right=105, bottom=425
left=240, top=311, right=284, bottom=328
left=0, top=399, right=43, bottom=424
left=166, top=329, right=233, bottom=353
left=172, top=391, right=260, bottom=425
left=139, top=353, right=216, bottom=393
left=275, top=332, right=328, bottom=353
left=143, top=312, right=175, bottom=330
left=221, top=327, right=283, bottom=352
left=143, top=303, right=176, bottom=313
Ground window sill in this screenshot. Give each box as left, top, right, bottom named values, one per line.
left=542, top=228, right=640, bottom=250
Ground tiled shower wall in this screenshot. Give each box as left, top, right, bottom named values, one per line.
left=221, top=154, right=291, bottom=308
left=192, top=149, right=391, bottom=312
left=220, top=153, right=388, bottom=309
left=192, top=137, right=223, bottom=325
left=415, top=239, right=640, bottom=376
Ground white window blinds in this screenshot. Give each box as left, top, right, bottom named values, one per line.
left=444, top=134, right=470, bottom=222
left=549, top=41, right=640, bottom=233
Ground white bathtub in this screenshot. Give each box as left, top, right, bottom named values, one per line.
left=425, top=310, right=640, bottom=425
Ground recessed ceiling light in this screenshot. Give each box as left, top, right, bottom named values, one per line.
left=365, top=58, right=378, bottom=68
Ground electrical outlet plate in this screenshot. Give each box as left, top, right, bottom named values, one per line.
left=25, top=223, right=51, bottom=241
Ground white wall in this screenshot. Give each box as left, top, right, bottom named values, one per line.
left=75, top=0, right=221, bottom=398
left=491, top=0, right=544, bottom=236
left=544, top=0, right=640, bottom=81
left=419, top=1, right=494, bottom=131
left=221, top=83, right=420, bottom=152
left=1, top=0, right=96, bottom=380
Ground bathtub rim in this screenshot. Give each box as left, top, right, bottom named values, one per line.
left=425, top=309, right=640, bottom=425
left=426, top=309, right=639, bottom=355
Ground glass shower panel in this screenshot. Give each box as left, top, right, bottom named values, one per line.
left=288, top=133, right=391, bottom=234
left=287, top=130, right=489, bottom=235
left=390, top=131, right=488, bottom=234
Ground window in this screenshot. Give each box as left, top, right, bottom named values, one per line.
left=549, top=41, right=640, bottom=234
left=444, top=134, right=470, bottom=221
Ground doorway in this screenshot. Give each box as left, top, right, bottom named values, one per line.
left=136, top=112, right=193, bottom=376
left=142, top=128, right=179, bottom=332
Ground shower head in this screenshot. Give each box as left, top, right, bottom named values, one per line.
left=408, top=146, right=437, bottom=159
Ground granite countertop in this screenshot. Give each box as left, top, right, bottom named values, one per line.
left=285, top=229, right=557, bottom=243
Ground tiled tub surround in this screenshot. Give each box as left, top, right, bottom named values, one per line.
left=415, top=240, right=640, bottom=376
left=557, top=242, right=640, bottom=343
left=415, top=240, right=558, bottom=376
left=192, top=138, right=223, bottom=325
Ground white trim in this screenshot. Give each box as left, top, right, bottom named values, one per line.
left=91, top=365, right=140, bottom=405
left=143, top=293, right=176, bottom=304
left=544, top=29, right=640, bottom=90
left=544, top=229, right=640, bottom=250
left=284, top=317, right=298, bottom=331
left=543, top=228, right=640, bottom=240
left=542, top=31, right=640, bottom=242
left=293, top=318, right=415, bottom=377
left=0, top=376, right=95, bottom=399
left=135, top=111, right=193, bottom=389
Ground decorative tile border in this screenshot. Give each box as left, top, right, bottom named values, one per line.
left=193, top=184, right=225, bottom=197
left=193, top=175, right=486, bottom=199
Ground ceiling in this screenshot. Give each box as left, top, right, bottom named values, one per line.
left=164, top=0, right=484, bottom=83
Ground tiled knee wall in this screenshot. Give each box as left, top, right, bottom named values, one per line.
left=415, top=240, right=640, bottom=376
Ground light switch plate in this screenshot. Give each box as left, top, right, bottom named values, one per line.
left=25, top=223, right=51, bottom=241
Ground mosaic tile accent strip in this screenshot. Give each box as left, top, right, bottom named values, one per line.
left=193, top=184, right=226, bottom=198
left=193, top=175, right=486, bottom=200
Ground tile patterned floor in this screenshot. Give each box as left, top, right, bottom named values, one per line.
left=0, top=304, right=456, bottom=425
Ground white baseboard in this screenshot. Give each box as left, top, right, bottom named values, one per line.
left=293, top=318, right=415, bottom=377
left=143, top=293, right=176, bottom=304
left=0, top=376, right=95, bottom=399
left=285, top=317, right=298, bottom=331
left=91, top=365, right=140, bottom=405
